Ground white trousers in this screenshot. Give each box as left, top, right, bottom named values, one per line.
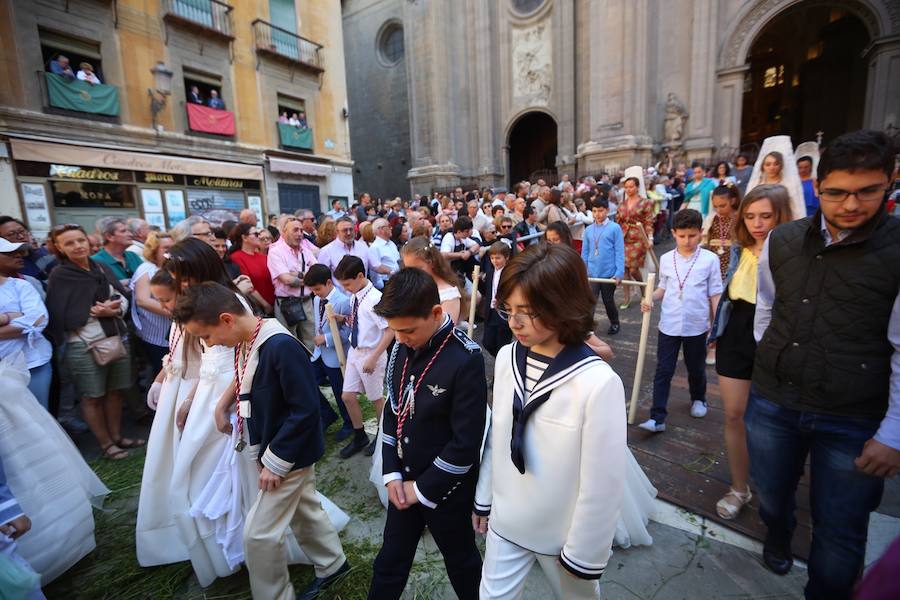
left=480, top=529, right=600, bottom=600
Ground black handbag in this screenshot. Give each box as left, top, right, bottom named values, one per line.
left=279, top=296, right=307, bottom=325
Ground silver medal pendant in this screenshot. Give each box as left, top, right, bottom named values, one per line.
left=679, top=289, right=684, bottom=300
left=235, top=439, right=246, bottom=452
left=397, top=442, right=403, bottom=459
left=717, top=246, right=724, bottom=256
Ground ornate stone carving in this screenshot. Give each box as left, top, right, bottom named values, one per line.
left=663, top=93, right=688, bottom=143
left=512, top=23, right=551, bottom=104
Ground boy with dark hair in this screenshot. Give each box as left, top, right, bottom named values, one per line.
left=305, top=263, right=355, bottom=440
left=368, top=267, right=486, bottom=599
left=582, top=198, right=625, bottom=335
left=514, top=207, right=541, bottom=246
left=748, top=129, right=900, bottom=595
left=172, top=282, right=348, bottom=600
left=440, top=216, right=481, bottom=282
left=333, top=255, right=394, bottom=458
left=639, top=208, right=722, bottom=432
left=478, top=242, right=513, bottom=356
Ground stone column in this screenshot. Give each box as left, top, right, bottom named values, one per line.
left=555, top=0, right=576, bottom=176
left=713, top=65, right=749, bottom=154
left=683, top=0, right=718, bottom=163
left=863, top=34, right=900, bottom=132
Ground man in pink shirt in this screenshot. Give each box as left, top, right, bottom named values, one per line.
left=267, top=216, right=318, bottom=350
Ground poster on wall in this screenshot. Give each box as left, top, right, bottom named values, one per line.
left=165, top=190, right=186, bottom=226
left=21, top=183, right=51, bottom=238
left=247, top=195, right=263, bottom=226
left=140, top=189, right=164, bottom=213
left=146, top=213, right=166, bottom=229
left=186, top=189, right=245, bottom=227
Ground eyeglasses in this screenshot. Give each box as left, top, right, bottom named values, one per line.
left=500, top=225, right=512, bottom=230
left=2, top=226, right=29, bottom=239
left=819, top=186, right=887, bottom=204
left=496, top=307, right=538, bottom=324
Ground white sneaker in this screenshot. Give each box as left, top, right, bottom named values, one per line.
left=691, top=401, right=708, bottom=418
left=638, top=419, right=666, bottom=433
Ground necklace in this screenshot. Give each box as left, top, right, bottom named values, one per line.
left=717, top=216, right=733, bottom=255
left=672, top=248, right=701, bottom=300
left=233, top=317, right=264, bottom=452
left=395, top=328, right=454, bottom=459
left=166, top=325, right=184, bottom=369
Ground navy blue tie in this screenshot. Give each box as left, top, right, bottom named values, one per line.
left=350, top=297, right=359, bottom=348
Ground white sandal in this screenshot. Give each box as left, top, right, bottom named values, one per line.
left=716, top=487, right=752, bottom=520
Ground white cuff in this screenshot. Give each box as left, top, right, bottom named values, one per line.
left=261, top=447, right=294, bottom=478
left=383, top=472, right=402, bottom=485
left=413, top=482, right=437, bottom=509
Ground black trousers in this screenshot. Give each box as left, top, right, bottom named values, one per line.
left=368, top=501, right=481, bottom=600
left=482, top=311, right=512, bottom=356
left=590, top=281, right=619, bottom=326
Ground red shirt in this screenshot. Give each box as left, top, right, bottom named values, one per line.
left=230, top=249, right=276, bottom=305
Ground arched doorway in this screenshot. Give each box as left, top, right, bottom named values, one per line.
left=507, top=112, right=557, bottom=187
left=741, top=4, right=870, bottom=147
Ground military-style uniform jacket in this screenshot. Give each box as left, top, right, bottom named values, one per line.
left=381, top=316, right=487, bottom=509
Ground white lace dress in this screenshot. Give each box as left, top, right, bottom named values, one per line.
left=135, top=324, right=200, bottom=566
left=0, top=353, right=109, bottom=584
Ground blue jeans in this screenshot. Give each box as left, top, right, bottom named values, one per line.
left=745, top=389, right=885, bottom=600
left=28, top=361, right=53, bottom=410
left=650, top=331, right=707, bottom=423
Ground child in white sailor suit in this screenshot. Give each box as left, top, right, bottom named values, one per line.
left=473, top=244, right=626, bottom=600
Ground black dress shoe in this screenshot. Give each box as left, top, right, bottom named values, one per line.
left=363, top=436, right=378, bottom=457
left=607, top=324, right=620, bottom=335
left=334, top=426, right=354, bottom=442
left=339, top=434, right=369, bottom=459
left=762, top=538, right=793, bottom=575
left=297, top=560, right=351, bottom=600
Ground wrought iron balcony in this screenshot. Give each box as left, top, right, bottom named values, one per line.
left=163, top=0, right=234, bottom=40
left=252, top=19, right=323, bottom=72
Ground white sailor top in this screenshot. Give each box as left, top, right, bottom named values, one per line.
left=474, top=341, right=626, bottom=580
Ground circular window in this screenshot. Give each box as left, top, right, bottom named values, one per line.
left=512, top=0, right=545, bottom=14
left=378, top=23, right=404, bottom=66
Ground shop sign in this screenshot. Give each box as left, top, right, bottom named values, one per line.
left=49, top=164, right=132, bottom=182
left=136, top=171, right=187, bottom=185
left=188, top=176, right=260, bottom=190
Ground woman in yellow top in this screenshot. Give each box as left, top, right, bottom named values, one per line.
left=707, top=184, right=793, bottom=520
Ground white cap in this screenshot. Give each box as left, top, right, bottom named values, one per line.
left=0, top=238, right=25, bottom=253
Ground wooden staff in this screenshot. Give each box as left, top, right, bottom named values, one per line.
left=324, top=303, right=346, bottom=375
left=628, top=272, right=655, bottom=424
left=467, top=265, right=481, bottom=339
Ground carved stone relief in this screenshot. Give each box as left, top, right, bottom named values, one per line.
left=512, top=23, right=551, bottom=104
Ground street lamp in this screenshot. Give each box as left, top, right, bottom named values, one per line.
left=148, top=61, right=173, bottom=131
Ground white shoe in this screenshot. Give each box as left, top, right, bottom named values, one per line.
left=691, top=401, right=708, bottom=418
left=638, top=419, right=666, bottom=433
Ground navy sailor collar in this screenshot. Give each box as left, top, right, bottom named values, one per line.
left=509, top=341, right=602, bottom=474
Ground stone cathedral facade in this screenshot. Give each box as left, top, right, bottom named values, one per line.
left=343, top=0, right=900, bottom=199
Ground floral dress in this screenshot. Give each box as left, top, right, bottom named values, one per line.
left=705, top=215, right=734, bottom=280
left=618, top=196, right=655, bottom=271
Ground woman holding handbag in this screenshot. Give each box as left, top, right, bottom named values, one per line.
left=46, top=223, right=143, bottom=460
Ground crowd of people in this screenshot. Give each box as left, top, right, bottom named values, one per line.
left=0, top=128, right=897, bottom=600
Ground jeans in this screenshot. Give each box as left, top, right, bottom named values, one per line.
left=590, top=281, right=619, bottom=326
left=650, top=331, right=707, bottom=423
left=313, top=357, right=353, bottom=430
left=27, top=361, right=53, bottom=410
left=745, top=389, right=884, bottom=600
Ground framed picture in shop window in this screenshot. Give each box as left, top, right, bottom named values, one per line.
left=165, top=190, right=186, bottom=226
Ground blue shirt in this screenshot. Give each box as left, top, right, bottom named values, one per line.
left=581, top=219, right=625, bottom=280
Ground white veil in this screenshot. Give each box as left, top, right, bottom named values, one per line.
left=746, top=135, right=806, bottom=220
left=624, top=165, right=647, bottom=197
left=794, top=141, right=820, bottom=175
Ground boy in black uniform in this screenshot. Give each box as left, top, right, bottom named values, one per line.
left=368, top=268, right=487, bottom=600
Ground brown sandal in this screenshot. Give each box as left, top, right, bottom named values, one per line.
left=115, top=437, right=146, bottom=449
left=101, top=443, right=129, bottom=460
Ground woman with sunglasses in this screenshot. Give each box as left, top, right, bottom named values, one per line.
left=228, top=223, right=274, bottom=316
left=45, top=223, right=141, bottom=460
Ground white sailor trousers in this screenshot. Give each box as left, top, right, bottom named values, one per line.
left=480, top=529, right=600, bottom=600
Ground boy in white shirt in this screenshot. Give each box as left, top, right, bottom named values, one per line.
left=639, top=209, right=723, bottom=432
left=440, top=216, right=481, bottom=282
left=334, top=255, right=395, bottom=458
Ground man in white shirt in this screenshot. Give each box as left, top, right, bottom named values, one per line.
left=440, top=216, right=481, bottom=283
left=467, top=200, right=491, bottom=234
left=368, top=218, right=400, bottom=290
left=125, top=218, right=150, bottom=262
left=317, top=217, right=373, bottom=292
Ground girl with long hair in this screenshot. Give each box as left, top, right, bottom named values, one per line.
left=400, top=236, right=468, bottom=323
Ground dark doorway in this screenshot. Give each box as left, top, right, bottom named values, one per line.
left=741, top=5, right=870, bottom=147
left=508, top=112, right=558, bottom=187
left=277, top=183, right=320, bottom=215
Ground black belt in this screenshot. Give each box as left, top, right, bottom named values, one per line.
left=277, top=295, right=312, bottom=301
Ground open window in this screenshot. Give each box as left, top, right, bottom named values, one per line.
left=40, top=28, right=104, bottom=82
left=183, top=68, right=223, bottom=107
left=276, top=93, right=312, bottom=150
left=277, top=95, right=307, bottom=127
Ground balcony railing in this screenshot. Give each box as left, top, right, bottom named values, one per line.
left=38, top=71, right=120, bottom=123
left=163, top=0, right=233, bottom=40
left=252, top=20, right=323, bottom=72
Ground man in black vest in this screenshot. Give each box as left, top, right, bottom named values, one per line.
left=748, top=129, right=899, bottom=600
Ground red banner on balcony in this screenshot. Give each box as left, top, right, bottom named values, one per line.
left=186, top=103, right=236, bottom=136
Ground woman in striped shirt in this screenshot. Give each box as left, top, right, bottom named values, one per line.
left=129, top=231, right=175, bottom=374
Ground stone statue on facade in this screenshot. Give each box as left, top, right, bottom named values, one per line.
left=663, top=93, right=688, bottom=143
